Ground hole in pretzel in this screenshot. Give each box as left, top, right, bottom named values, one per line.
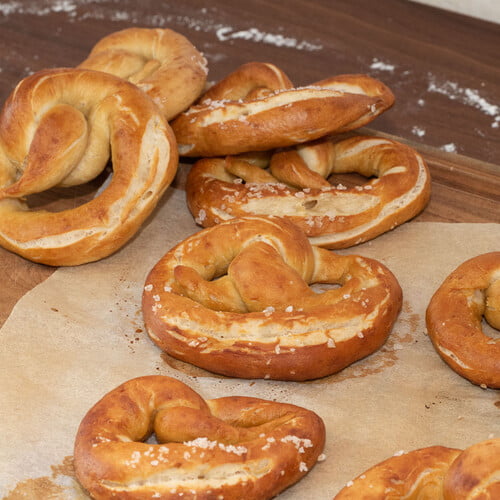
left=482, top=317, right=500, bottom=340
left=25, top=164, right=112, bottom=212
left=310, top=282, right=341, bottom=294
left=145, top=433, right=159, bottom=445
left=326, top=171, right=375, bottom=189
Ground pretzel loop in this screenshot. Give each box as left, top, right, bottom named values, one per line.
left=74, top=375, right=326, bottom=499
left=79, top=27, right=208, bottom=120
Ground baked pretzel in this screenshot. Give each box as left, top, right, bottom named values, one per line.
left=0, top=68, right=178, bottom=266
left=79, top=27, right=208, bottom=120
left=426, top=252, right=500, bottom=388
left=186, top=135, right=430, bottom=249
left=142, top=215, right=402, bottom=380
left=74, top=375, right=325, bottom=500
left=333, top=438, right=500, bottom=499
left=171, top=62, right=394, bottom=156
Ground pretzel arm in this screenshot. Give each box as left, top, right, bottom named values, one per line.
left=0, top=104, right=89, bottom=198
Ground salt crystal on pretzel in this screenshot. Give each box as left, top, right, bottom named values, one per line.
left=171, top=62, right=394, bottom=156
left=186, top=135, right=430, bottom=249
left=142, top=215, right=402, bottom=381
left=74, top=375, right=325, bottom=499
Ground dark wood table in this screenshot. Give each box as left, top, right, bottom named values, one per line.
left=0, top=2, right=499, bottom=324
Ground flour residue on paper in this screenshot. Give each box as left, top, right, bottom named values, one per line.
left=3, top=456, right=86, bottom=500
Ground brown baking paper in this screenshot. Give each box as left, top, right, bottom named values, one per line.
left=1, top=178, right=499, bottom=499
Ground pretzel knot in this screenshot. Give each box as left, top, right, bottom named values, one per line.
left=79, top=27, right=208, bottom=120
left=171, top=62, right=395, bottom=156
left=0, top=68, right=178, bottom=266
left=333, top=438, right=500, bottom=499
left=74, top=375, right=326, bottom=500
left=142, top=216, right=402, bottom=380
left=426, top=251, right=500, bottom=388
left=186, top=135, right=430, bottom=249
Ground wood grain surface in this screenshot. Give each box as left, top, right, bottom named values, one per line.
left=0, top=0, right=499, bottom=328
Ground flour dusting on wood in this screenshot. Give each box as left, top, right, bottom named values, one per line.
left=427, top=74, right=500, bottom=128
left=0, top=0, right=322, bottom=52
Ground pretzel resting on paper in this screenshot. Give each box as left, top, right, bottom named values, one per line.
left=171, top=61, right=395, bottom=156
left=333, top=438, right=500, bottom=499
left=426, top=251, right=500, bottom=388
left=74, top=375, right=326, bottom=500
left=79, top=27, right=208, bottom=120
left=0, top=68, right=178, bottom=266
left=142, top=215, right=402, bottom=380
left=186, top=135, right=431, bottom=249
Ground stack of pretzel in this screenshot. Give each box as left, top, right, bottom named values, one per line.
left=0, top=24, right=497, bottom=500
left=0, top=27, right=207, bottom=266
left=173, top=61, right=431, bottom=250
left=0, top=26, right=432, bottom=266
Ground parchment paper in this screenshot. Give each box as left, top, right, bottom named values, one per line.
left=1, top=177, right=499, bottom=499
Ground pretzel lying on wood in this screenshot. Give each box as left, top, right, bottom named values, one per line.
left=171, top=62, right=395, bottom=156
left=186, top=135, right=430, bottom=249
left=142, top=215, right=402, bottom=380
left=426, top=251, right=500, bottom=388
left=0, top=68, right=177, bottom=266
left=333, top=438, right=500, bottom=499
left=79, top=27, right=208, bottom=120
left=74, top=375, right=326, bottom=499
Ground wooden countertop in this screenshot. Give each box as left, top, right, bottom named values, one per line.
left=0, top=0, right=499, bottom=327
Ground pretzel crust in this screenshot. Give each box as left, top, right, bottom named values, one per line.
left=426, top=252, right=500, bottom=388
left=74, top=375, right=326, bottom=500
left=79, top=27, right=208, bottom=120
left=142, top=216, right=402, bottom=380
left=186, top=135, right=430, bottom=249
left=0, top=68, right=178, bottom=266
left=171, top=62, right=394, bottom=156
left=333, top=439, right=500, bottom=499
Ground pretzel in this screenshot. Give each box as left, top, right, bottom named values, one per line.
left=79, top=27, right=208, bottom=120
left=170, top=62, right=395, bottom=156
left=426, top=251, right=500, bottom=388
left=0, top=68, right=178, bottom=266
left=74, top=375, right=325, bottom=499
left=333, top=438, right=500, bottom=499
left=142, top=215, right=402, bottom=380
left=185, top=135, right=430, bottom=249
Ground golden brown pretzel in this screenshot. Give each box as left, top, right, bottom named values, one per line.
left=426, top=252, right=500, bottom=388
left=142, top=215, right=402, bottom=380
left=74, top=375, right=326, bottom=499
left=185, top=135, right=430, bottom=249
left=171, top=62, right=394, bottom=156
left=0, top=68, right=178, bottom=266
left=79, top=27, right=208, bottom=120
left=333, top=438, right=500, bottom=499
left=200, top=61, right=294, bottom=101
